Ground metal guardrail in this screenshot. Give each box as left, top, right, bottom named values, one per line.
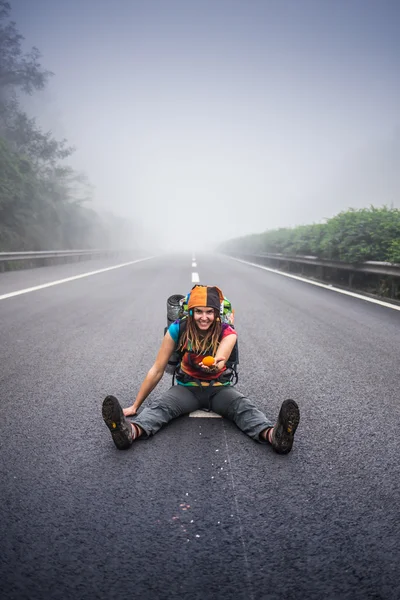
left=232, top=252, right=400, bottom=278
left=0, top=249, right=126, bottom=271
left=0, top=249, right=118, bottom=260
left=225, top=251, right=400, bottom=301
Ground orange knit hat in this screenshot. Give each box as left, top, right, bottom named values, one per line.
left=187, top=285, right=224, bottom=311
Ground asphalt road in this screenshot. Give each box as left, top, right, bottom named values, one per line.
left=1, top=253, right=399, bottom=600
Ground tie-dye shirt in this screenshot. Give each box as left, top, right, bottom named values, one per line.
left=168, top=320, right=237, bottom=386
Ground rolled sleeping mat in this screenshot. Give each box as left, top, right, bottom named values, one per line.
left=167, top=294, right=185, bottom=326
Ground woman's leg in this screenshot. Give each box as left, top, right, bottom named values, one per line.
left=130, top=385, right=201, bottom=438
left=211, top=387, right=300, bottom=454
left=210, top=386, right=273, bottom=443
left=102, top=386, right=201, bottom=450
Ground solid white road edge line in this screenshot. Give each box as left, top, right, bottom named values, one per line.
left=0, top=256, right=155, bottom=301
left=227, top=256, right=400, bottom=312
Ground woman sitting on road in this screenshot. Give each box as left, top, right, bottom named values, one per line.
left=102, top=285, right=300, bottom=454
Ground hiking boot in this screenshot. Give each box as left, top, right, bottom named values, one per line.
left=102, top=395, right=133, bottom=450
left=271, top=399, right=300, bottom=455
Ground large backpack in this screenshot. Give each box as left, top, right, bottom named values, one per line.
left=164, top=290, right=239, bottom=385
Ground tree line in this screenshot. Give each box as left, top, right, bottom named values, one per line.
left=219, top=206, right=400, bottom=264
left=0, top=1, right=131, bottom=251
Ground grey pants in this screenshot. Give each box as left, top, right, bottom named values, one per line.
left=130, top=385, right=273, bottom=443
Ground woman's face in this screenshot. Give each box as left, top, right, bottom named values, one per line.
left=193, top=306, right=215, bottom=331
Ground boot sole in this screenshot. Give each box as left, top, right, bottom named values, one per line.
left=272, top=399, right=300, bottom=455
left=102, top=395, right=132, bottom=450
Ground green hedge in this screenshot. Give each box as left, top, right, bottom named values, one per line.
left=220, top=207, right=400, bottom=264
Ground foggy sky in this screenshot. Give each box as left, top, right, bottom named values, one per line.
left=10, top=0, right=400, bottom=251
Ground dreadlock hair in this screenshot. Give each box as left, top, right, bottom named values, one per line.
left=178, top=309, right=222, bottom=355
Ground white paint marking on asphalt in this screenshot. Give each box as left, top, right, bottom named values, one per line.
left=189, top=410, right=222, bottom=418
left=192, top=272, right=200, bottom=283
left=0, top=256, right=155, bottom=301
left=192, top=262, right=197, bottom=267
left=228, top=256, right=400, bottom=312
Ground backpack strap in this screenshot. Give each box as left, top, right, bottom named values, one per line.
left=171, top=318, right=188, bottom=385
left=176, top=318, right=188, bottom=356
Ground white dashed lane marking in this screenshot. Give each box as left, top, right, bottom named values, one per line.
left=189, top=410, right=222, bottom=418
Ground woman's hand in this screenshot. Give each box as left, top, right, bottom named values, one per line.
left=123, top=405, right=137, bottom=417
left=199, top=357, right=226, bottom=373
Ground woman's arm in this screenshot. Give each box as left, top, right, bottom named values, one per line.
left=199, top=333, right=237, bottom=372
left=123, top=331, right=176, bottom=416
left=214, top=333, right=237, bottom=369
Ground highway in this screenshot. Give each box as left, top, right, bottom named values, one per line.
left=1, top=253, right=399, bottom=600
